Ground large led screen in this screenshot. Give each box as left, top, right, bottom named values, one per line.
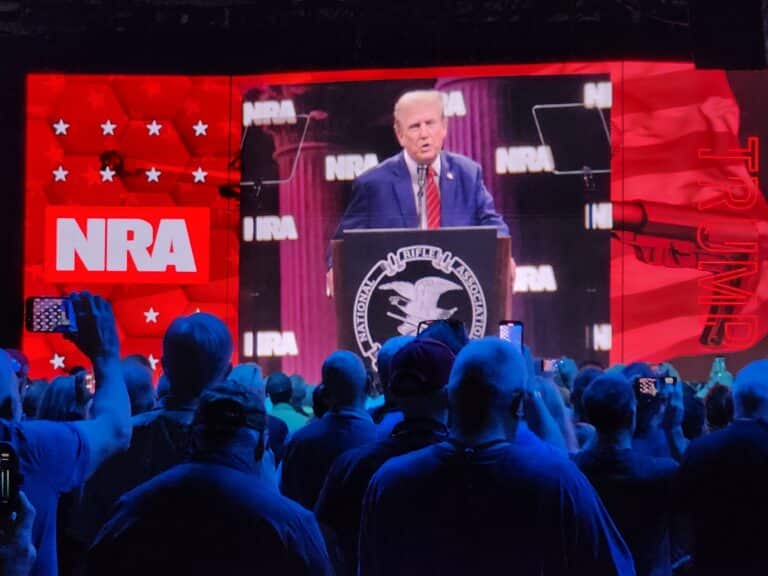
left=22, top=62, right=768, bottom=383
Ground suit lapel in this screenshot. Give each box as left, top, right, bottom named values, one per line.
left=392, top=153, right=418, bottom=226
left=439, top=152, right=457, bottom=226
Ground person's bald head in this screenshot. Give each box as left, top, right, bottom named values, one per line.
left=733, top=359, right=768, bottom=419
left=0, top=350, right=21, bottom=421
left=447, top=338, right=527, bottom=435
left=321, top=350, right=368, bottom=409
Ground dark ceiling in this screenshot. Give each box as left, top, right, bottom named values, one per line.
left=0, top=1, right=695, bottom=71
left=1, top=0, right=764, bottom=347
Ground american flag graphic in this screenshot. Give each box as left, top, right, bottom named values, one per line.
left=23, top=75, right=241, bottom=378
left=610, top=63, right=768, bottom=365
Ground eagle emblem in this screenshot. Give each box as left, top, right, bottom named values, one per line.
left=379, top=276, right=463, bottom=335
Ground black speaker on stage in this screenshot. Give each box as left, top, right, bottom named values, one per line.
left=692, top=0, right=768, bottom=69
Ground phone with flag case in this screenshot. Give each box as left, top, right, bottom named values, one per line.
left=24, top=297, right=78, bottom=333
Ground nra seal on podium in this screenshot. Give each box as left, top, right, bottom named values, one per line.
left=352, top=245, right=487, bottom=366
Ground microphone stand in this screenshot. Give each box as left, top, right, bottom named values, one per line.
left=417, top=164, right=427, bottom=230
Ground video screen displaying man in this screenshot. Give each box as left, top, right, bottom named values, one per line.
left=332, top=89, right=510, bottom=238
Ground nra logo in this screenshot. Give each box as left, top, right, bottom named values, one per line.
left=513, top=265, right=558, bottom=293
left=583, top=82, right=612, bottom=109
left=584, top=202, right=613, bottom=230
left=591, top=323, right=612, bottom=351
left=242, top=331, right=299, bottom=358
left=243, top=99, right=297, bottom=126
left=242, top=215, right=298, bottom=242
left=325, top=154, right=379, bottom=181
left=44, top=207, right=210, bottom=284
left=441, top=90, right=467, bottom=117
left=495, top=146, right=554, bottom=174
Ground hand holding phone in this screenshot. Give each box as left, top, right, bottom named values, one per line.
left=663, top=377, right=684, bottom=429
left=635, top=377, right=659, bottom=398
left=64, top=292, right=121, bottom=362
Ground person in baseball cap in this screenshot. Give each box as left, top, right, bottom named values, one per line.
left=90, top=377, right=333, bottom=575
left=389, top=338, right=456, bottom=399
left=192, top=380, right=269, bottom=467
left=315, top=338, right=455, bottom=573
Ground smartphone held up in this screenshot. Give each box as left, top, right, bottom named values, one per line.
left=499, top=320, right=524, bottom=354
left=24, top=296, right=77, bottom=333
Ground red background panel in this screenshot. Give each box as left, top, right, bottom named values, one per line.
left=23, top=75, right=240, bottom=379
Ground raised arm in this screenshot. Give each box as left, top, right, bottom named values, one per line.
left=66, top=292, right=132, bottom=478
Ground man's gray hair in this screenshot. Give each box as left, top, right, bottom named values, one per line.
left=393, top=90, right=444, bottom=126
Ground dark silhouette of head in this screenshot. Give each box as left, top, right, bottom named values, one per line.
left=447, top=338, right=526, bottom=437
left=161, top=313, right=233, bottom=402
left=321, top=351, right=369, bottom=410
left=265, top=372, right=292, bottom=405
left=228, top=363, right=265, bottom=399
left=122, top=356, right=155, bottom=415
left=37, top=375, right=91, bottom=422
left=571, top=367, right=603, bottom=422
left=582, top=373, right=636, bottom=437
left=192, top=380, right=268, bottom=465
left=732, top=360, right=768, bottom=420
left=289, top=374, right=309, bottom=410
left=312, top=384, right=330, bottom=418
left=416, top=319, right=469, bottom=356
left=376, top=335, right=415, bottom=394
left=389, top=338, right=455, bottom=420
left=705, top=383, right=734, bottom=431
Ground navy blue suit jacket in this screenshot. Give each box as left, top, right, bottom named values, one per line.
left=332, top=151, right=509, bottom=240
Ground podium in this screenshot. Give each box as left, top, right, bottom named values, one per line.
left=331, top=227, right=511, bottom=366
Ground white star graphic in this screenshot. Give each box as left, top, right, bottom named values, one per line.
left=192, top=120, right=208, bottom=136
left=144, top=307, right=159, bottom=323
left=145, top=167, right=161, bottom=182
left=99, top=166, right=116, bottom=182
left=146, top=120, right=162, bottom=136
left=52, top=119, right=69, bottom=135
left=195, top=307, right=201, bottom=313
left=191, top=166, right=207, bottom=183
left=100, top=120, right=117, bottom=136
left=147, top=354, right=160, bottom=371
left=49, top=353, right=65, bottom=370
left=52, top=165, right=69, bottom=182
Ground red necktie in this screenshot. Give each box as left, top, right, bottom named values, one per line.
left=426, top=166, right=441, bottom=229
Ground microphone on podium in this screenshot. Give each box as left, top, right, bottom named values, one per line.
left=417, top=164, right=428, bottom=227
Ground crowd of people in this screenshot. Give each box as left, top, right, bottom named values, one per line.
left=0, top=291, right=764, bottom=576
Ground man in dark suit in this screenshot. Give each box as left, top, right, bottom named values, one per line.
left=327, top=90, right=511, bottom=294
